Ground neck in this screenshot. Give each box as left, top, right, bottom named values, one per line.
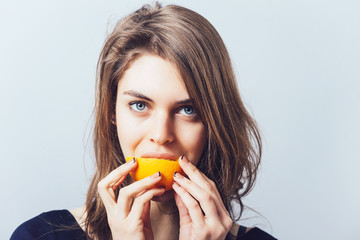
left=150, top=199, right=179, bottom=240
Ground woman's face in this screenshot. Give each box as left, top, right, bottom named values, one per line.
left=115, top=54, right=207, bottom=165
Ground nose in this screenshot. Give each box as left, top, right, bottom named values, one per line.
left=148, top=111, right=175, bottom=145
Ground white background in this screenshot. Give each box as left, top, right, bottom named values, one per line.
left=1, top=0, right=359, bottom=239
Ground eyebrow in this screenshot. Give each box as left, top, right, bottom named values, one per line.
left=123, top=90, right=153, bottom=102
left=123, top=90, right=193, bottom=105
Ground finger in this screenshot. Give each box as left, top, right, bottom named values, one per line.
left=174, top=191, right=191, bottom=226
left=97, top=159, right=137, bottom=210
left=172, top=182, right=204, bottom=224
left=179, top=155, right=229, bottom=219
left=127, top=188, right=166, bottom=221
left=106, top=158, right=137, bottom=188
left=173, top=172, right=218, bottom=221
left=199, top=171, right=221, bottom=198
left=111, top=176, right=126, bottom=191
left=178, top=155, right=209, bottom=189
left=197, top=171, right=229, bottom=219
left=117, top=172, right=162, bottom=217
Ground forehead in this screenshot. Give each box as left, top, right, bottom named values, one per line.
left=117, top=54, right=189, bottom=100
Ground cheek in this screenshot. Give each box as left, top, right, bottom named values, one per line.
left=116, top=117, right=143, bottom=158
left=181, top=124, right=207, bottom=165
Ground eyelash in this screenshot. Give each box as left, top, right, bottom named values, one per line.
left=129, top=101, right=196, bottom=116
left=129, top=101, right=148, bottom=112
left=178, top=105, right=196, bottom=116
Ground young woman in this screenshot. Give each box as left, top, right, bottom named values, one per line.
left=11, top=3, right=276, bottom=240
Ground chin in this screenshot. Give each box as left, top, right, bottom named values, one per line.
left=152, top=189, right=175, bottom=202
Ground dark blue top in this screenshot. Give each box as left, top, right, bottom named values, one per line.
left=11, top=210, right=277, bottom=240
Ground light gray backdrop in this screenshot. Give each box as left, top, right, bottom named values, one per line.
left=1, top=0, right=359, bottom=239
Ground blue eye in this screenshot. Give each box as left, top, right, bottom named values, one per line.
left=179, top=105, right=195, bottom=115
left=130, top=101, right=147, bottom=111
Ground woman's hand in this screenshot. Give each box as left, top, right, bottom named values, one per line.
left=173, top=156, right=233, bottom=240
left=97, top=158, right=166, bottom=240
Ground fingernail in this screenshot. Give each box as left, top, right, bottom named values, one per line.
left=180, top=155, right=188, bottom=164
left=174, top=172, right=183, bottom=179
left=152, top=171, right=161, bottom=179
left=127, top=158, right=136, bottom=164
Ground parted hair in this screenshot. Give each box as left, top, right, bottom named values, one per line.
left=85, top=2, right=262, bottom=239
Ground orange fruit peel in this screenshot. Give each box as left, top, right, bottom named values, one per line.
left=126, top=157, right=184, bottom=191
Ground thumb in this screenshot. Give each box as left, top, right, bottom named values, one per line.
left=141, top=200, right=152, bottom=229
left=174, top=191, right=191, bottom=226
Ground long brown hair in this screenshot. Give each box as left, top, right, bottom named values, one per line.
left=85, top=2, right=262, bottom=239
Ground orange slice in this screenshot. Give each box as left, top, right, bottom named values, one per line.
left=126, top=157, right=184, bottom=191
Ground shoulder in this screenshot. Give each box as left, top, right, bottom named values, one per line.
left=227, top=223, right=277, bottom=240
left=10, top=210, right=85, bottom=240
left=240, top=227, right=277, bottom=240
left=69, top=206, right=87, bottom=231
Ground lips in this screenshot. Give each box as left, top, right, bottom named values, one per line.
left=140, top=152, right=179, bottom=161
